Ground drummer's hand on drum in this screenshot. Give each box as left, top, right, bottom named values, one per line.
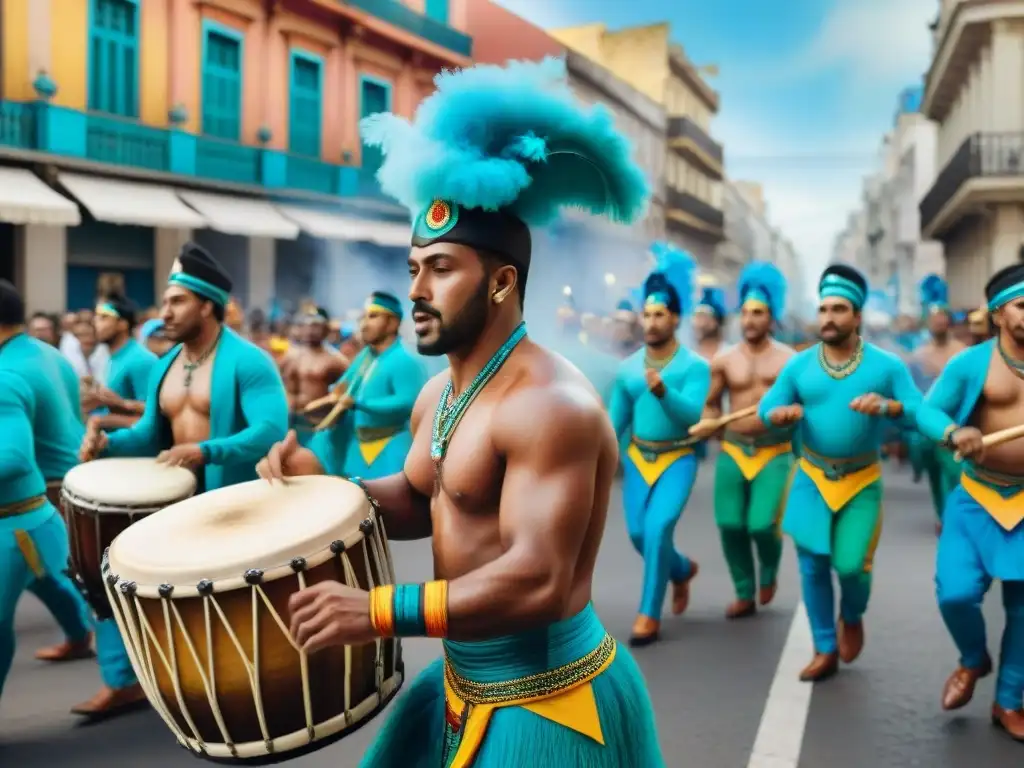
left=288, top=582, right=375, bottom=652
left=79, top=417, right=107, bottom=462
left=156, top=443, right=205, bottom=469
left=256, top=430, right=325, bottom=482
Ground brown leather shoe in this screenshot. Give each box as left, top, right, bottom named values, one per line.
left=799, top=652, right=839, bottom=682
left=991, top=704, right=1024, bottom=741
left=725, top=599, right=756, bottom=619
left=35, top=633, right=94, bottom=662
left=838, top=619, right=864, bottom=663
left=935, top=521, right=943, bottom=536
left=671, top=561, right=699, bottom=615
left=942, top=656, right=993, bottom=710
left=758, top=582, right=777, bottom=606
left=629, top=615, right=660, bottom=647
left=71, top=684, right=148, bottom=720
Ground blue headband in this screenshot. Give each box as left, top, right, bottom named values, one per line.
left=987, top=280, right=1024, bottom=312
left=95, top=301, right=121, bottom=318
left=140, top=319, right=164, bottom=341
left=819, top=274, right=866, bottom=309
left=741, top=288, right=772, bottom=313
left=645, top=292, right=672, bottom=311
left=168, top=273, right=230, bottom=307
left=365, top=293, right=404, bottom=320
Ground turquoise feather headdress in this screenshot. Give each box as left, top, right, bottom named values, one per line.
left=360, top=58, right=650, bottom=266
left=696, top=287, right=728, bottom=321
left=738, top=261, right=787, bottom=318
left=918, top=273, right=949, bottom=317
left=643, top=242, right=696, bottom=315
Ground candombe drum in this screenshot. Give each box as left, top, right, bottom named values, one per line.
left=62, top=457, right=197, bottom=618
left=102, top=475, right=402, bottom=763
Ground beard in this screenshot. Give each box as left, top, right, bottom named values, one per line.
left=415, top=277, right=491, bottom=356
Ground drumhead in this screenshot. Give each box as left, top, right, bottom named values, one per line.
left=108, top=476, right=370, bottom=587
left=63, top=458, right=197, bottom=507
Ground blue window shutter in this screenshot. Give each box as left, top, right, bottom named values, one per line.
left=202, top=27, right=243, bottom=141
left=288, top=54, right=322, bottom=157
left=88, top=0, right=139, bottom=117
left=359, top=78, right=391, bottom=177
left=424, top=0, right=450, bottom=24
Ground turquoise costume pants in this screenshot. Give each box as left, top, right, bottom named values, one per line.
left=937, top=486, right=1024, bottom=710
left=342, top=430, right=413, bottom=480
left=622, top=454, right=697, bottom=621
left=360, top=605, right=664, bottom=767
left=95, top=618, right=136, bottom=689
left=1, top=506, right=90, bottom=698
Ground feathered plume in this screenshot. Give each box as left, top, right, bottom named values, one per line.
left=918, top=273, right=948, bottom=307
left=699, top=287, right=729, bottom=318
left=360, top=58, right=650, bottom=226
left=615, top=299, right=634, bottom=313
left=649, top=241, right=697, bottom=315
left=738, top=261, right=787, bottom=317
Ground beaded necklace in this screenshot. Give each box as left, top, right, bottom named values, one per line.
left=998, top=339, right=1024, bottom=381
left=183, top=328, right=223, bottom=388
left=644, top=340, right=678, bottom=371
left=431, top=322, right=528, bottom=465
left=817, top=338, right=864, bottom=380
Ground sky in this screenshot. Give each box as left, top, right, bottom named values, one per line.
left=494, top=0, right=937, bottom=283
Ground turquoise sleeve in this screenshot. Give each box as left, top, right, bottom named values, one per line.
left=920, top=356, right=963, bottom=442
left=658, top=359, right=710, bottom=426
left=105, top=363, right=164, bottom=457
left=758, top=357, right=800, bottom=425
left=61, top=360, right=83, bottom=423
left=199, top=350, right=289, bottom=466
left=354, top=355, right=426, bottom=421
left=607, top=374, right=633, bottom=441
left=0, top=376, right=36, bottom=482
left=129, top=354, right=156, bottom=401
left=888, top=357, right=923, bottom=430
left=331, top=348, right=366, bottom=392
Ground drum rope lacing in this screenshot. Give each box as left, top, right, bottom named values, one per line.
left=105, top=507, right=402, bottom=759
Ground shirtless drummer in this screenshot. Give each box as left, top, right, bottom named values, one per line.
left=282, top=306, right=348, bottom=445
left=694, top=262, right=795, bottom=619
left=258, top=58, right=664, bottom=766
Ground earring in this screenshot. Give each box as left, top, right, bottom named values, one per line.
left=493, top=291, right=504, bottom=304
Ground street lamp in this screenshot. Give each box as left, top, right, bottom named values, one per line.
left=603, top=273, right=616, bottom=286
left=562, top=285, right=572, bottom=296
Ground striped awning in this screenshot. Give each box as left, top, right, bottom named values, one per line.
left=0, top=167, right=80, bottom=226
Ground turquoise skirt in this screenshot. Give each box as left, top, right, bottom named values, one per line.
left=360, top=604, right=664, bottom=767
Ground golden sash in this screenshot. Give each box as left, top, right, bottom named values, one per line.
left=625, top=442, right=693, bottom=486
left=797, top=458, right=881, bottom=513
left=721, top=441, right=792, bottom=482
left=960, top=473, right=1024, bottom=532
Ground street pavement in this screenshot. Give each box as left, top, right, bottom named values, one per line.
left=1, top=458, right=1021, bottom=767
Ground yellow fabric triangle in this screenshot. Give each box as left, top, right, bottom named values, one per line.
left=358, top=436, right=393, bottom=466
left=961, top=474, right=1024, bottom=532
left=862, top=508, right=884, bottom=573
left=522, top=679, right=605, bottom=745
left=626, top=443, right=693, bottom=486
left=721, top=442, right=791, bottom=482
left=15, top=529, right=45, bottom=578
left=798, top=458, right=881, bottom=513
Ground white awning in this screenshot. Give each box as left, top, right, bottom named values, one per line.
left=276, top=205, right=410, bottom=247
left=59, top=173, right=206, bottom=229
left=178, top=191, right=300, bottom=239
left=0, top=167, right=81, bottom=226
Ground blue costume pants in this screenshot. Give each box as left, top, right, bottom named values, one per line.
left=342, top=430, right=413, bottom=480
left=622, top=454, right=697, bottom=621
left=95, top=618, right=136, bottom=689
left=937, top=486, right=1024, bottom=710
left=1, top=507, right=90, bottom=698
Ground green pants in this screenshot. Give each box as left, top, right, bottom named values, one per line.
left=922, top=442, right=960, bottom=520
left=714, top=450, right=792, bottom=601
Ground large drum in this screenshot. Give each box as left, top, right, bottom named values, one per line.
left=103, top=476, right=402, bottom=763
left=63, top=458, right=197, bottom=618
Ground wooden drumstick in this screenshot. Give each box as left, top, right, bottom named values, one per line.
left=314, top=399, right=351, bottom=431
left=303, top=392, right=339, bottom=414
left=688, top=404, right=760, bottom=436
left=954, top=422, right=1024, bottom=461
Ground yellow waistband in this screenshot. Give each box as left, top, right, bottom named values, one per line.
left=798, top=458, right=881, bottom=513
left=721, top=441, right=791, bottom=481
left=960, top=473, right=1024, bottom=532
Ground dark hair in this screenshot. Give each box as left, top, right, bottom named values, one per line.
left=102, top=293, right=139, bottom=332
left=29, top=311, right=57, bottom=330
left=479, top=250, right=528, bottom=311
left=212, top=301, right=225, bottom=324
left=0, top=280, right=25, bottom=326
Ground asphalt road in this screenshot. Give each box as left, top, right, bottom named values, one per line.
left=1, top=459, right=1020, bottom=767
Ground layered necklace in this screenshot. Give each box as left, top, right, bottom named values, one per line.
left=183, top=328, right=223, bottom=388
left=818, top=338, right=864, bottom=380
left=998, top=339, right=1024, bottom=381
left=431, top=322, right=528, bottom=466
left=644, top=340, right=678, bottom=371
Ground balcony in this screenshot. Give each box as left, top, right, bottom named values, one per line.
left=338, top=0, right=472, bottom=57
left=665, top=186, right=724, bottom=241
left=667, top=116, right=723, bottom=178
left=919, top=132, right=1024, bottom=238
left=0, top=100, right=390, bottom=202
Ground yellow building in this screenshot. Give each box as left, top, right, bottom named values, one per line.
left=550, top=22, right=724, bottom=269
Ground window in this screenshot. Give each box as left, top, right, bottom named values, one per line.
left=360, top=77, right=392, bottom=177
left=202, top=25, right=243, bottom=141
left=425, top=0, right=449, bottom=24
left=88, top=0, right=139, bottom=117
left=289, top=52, right=322, bottom=157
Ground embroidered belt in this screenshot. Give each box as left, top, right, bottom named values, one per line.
left=966, top=463, right=1024, bottom=491
left=356, top=424, right=404, bottom=443
left=444, top=633, right=616, bottom=705
left=723, top=430, right=791, bottom=456
left=0, top=495, right=46, bottom=519
left=631, top=436, right=693, bottom=463
left=801, top=446, right=879, bottom=481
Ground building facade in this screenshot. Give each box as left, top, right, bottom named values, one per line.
left=0, top=0, right=472, bottom=314
left=920, top=0, right=1024, bottom=307
left=549, top=23, right=725, bottom=278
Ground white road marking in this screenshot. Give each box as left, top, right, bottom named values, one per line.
left=746, top=604, right=815, bottom=768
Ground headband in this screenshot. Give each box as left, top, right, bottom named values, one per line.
left=819, top=273, right=866, bottom=309
left=645, top=292, right=672, bottom=312
left=168, top=273, right=230, bottom=308
left=95, top=301, right=121, bottom=319
left=987, top=280, right=1024, bottom=312
left=365, top=293, right=403, bottom=320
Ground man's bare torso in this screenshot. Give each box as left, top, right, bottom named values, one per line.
left=916, top=339, right=965, bottom=378
left=402, top=342, right=616, bottom=619
left=285, top=347, right=347, bottom=412
left=715, top=340, right=794, bottom=434
left=158, top=350, right=214, bottom=445
left=972, top=346, right=1024, bottom=475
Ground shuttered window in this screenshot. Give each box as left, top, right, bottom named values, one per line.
left=289, top=54, right=322, bottom=157
left=202, top=27, right=243, bottom=141
left=88, top=0, right=139, bottom=117
left=425, top=0, right=450, bottom=24
left=360, top=78, right=391, bottom=177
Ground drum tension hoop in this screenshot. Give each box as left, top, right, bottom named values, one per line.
left=244, top=568, right=264, bottom=585
left=159, top=583, right=174, bottom=598
left=197, top=579, right=215, bottom=596
left=290, top=557, right=307, bottom=573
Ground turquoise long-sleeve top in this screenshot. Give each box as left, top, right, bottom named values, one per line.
left=608, top=345, right=711, bottom=442
left=919, top=339, right=995, bottom=441
left=104, top=328, right=288, bottom=490
left=0, top=333, right=83, bottom=480
left=107, top=337, right=157, bottom=402
left=757, top=341, right=940, bottom=458
left=344, top=340, right=426, bottom=429
left=0, top=369, right=46, bottom=505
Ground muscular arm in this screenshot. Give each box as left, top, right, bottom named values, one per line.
left=445, top=387, right=603, bottom=640
left=0, top=373, right=38, bottom=484
left=757, top=356, right=801, bottom=425
left=105, top=362, right=166, bottom=457
left=658, top=357, right=711, bottom=426
left=354, top=355, right=426, bottom=421
left=886, top=356, right=923, bottom=426
left=702, top=354, right=727, bottom=420
left=919, top=352, right=968, bottom=442
left=606, top=370, right=633, bottom=441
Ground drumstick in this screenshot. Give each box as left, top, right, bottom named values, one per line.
left=314, top=399, right=351, bottom=431
left=954, top=422, right=1024, bottom=461
left=303, top=392, right=338, bottom=414
left=688, top=404, right=760, bottom=436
